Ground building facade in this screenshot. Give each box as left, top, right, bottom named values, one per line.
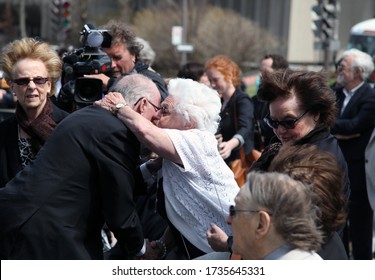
left=0, top=0, right=374, bottom=65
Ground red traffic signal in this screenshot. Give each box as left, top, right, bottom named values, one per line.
left=62, top=1, right=70, bottom=9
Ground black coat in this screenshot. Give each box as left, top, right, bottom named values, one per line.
left=332, top=82, right=375, bottom=192
left=218, top=88, right=254, bottom=163
left=0, top=103, right=68, bottom=188
left=0, top=106, right=144, bottom=259
left=251, top=125, right=351, bottom=202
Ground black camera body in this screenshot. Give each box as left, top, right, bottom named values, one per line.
left=57, top=24, right=112, bottom=111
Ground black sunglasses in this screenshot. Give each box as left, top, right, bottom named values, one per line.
left=12, top=77, right=49, bottom=86
left=134, top=97, right=160, bottom=112
left=264, top=111, right=309, bottom=130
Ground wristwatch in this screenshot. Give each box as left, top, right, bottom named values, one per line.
left=113, top=102, right=127, bottom=115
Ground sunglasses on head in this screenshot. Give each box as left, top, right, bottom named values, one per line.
left=263, top=110, right=309, bottom=130
left=12, top=77, right=49, bottom=86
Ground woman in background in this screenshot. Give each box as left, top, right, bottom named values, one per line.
left=205, top=55, right=254, bottom=166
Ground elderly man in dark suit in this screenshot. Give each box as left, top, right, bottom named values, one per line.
left=332, top=48, right=375, bottom=260
left=0, top=74, right=161, bottom=259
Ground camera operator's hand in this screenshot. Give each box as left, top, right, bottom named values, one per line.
left=84, top=73, right=110, bottom=91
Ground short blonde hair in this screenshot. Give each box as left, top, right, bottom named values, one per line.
left=0, top=38, right=62, bottom=96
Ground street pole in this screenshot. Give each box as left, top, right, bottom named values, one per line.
left=181, top=0, right=188, bottom=67
left=19, top=0, right=27, bottom=38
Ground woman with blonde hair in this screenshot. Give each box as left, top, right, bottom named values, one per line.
left=0, top=38, right=68, bottom=188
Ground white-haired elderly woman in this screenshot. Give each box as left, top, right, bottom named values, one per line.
left=97, top=77, right=239, bottom=259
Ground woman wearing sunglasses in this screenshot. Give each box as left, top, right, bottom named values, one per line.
left=251, top=68, right=350, bottom=201
left=0, top=38, right=68, bottom=188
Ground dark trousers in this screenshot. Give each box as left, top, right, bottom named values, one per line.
left=343, top=190, right=374, bottom=259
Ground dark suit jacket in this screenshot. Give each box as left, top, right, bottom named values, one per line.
left=332, top=83, right=375, bottom=192
left=0, top=106, right=144, bottom=259
left=218, top=88, right=254, bottom=163
left=0, top=103, right=68, bottom=188
left=318, top=232, right=348, bottom=260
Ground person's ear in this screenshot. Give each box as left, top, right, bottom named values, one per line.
left=134, top=98, right=147, bottom=115
left=313, top=112, right=320, bottom=123
left=184, top=121, right=196, bottom=129
left=354, top=66, right=363, bottom=77
left=255, top=211, right=271, bottom=239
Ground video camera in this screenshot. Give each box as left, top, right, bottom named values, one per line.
left=58, top=24, right=112, bottom=111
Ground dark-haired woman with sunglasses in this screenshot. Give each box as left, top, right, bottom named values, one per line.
left=252, top=68, right=350, bottom=202
left=0, top=38, right=68, bottom=188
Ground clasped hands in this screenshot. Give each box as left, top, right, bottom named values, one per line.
left=94, top=92, right=126, bottom=113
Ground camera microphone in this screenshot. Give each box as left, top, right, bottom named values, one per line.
left=63, top=53, right=79, bottom=64
left=87, top=31, right=104, bottom=48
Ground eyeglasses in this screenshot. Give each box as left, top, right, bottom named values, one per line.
left=229, top=205, right=273, bottom=217
left=264, top=110, right=309, bottom=130
left=134, top=97, right=160, bottom=112
left=159, top=105, right=172, bottom=115
left=229, top=205, right=260, bottom=217
left=12, top=77, right=49, bottom=86
left=147, top=100, right=161, bottom=112
left=336, top=64, right=353, bottom=72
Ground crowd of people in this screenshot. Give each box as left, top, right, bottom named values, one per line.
left=0, top=19, right=374, bottom=260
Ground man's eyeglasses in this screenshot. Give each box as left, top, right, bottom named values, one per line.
left=229, top=205, right=259, bottom=217
left=12, top=77, right=49, bottom=86
left=336, top=64, right=353, bottom=73
left=264, top=110, right=309, bottom=130
left=134, top=97, right=160, bottom=112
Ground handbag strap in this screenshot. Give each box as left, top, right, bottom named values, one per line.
left=232, top=94, right=246, bottom=163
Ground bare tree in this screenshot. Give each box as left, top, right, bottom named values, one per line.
left=131, top=4, right=279, bottom=76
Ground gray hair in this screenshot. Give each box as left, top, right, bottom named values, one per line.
left=109, top=74, right=158, bottom=106
left=342, top=48, right=374, bottom=80
left=136, top=37, right=156, bottom=66
left=167, top=78, right=221, bottom=134
left=239, top=171, right=323, bottom=252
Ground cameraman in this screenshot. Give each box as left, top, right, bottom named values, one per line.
left=85, top=20, right=168, bottom=101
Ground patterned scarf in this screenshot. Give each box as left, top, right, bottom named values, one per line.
left=16, top=98, right=56, bottom=154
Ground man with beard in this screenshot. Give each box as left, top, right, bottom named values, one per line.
left=332, top=48, right=375, bottom=260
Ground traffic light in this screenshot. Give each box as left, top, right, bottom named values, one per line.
left=50, top=0, right=72, bottom=43
left=61, top=1, right=71, bottom=29
left=311, top=0, right=339, bottom=40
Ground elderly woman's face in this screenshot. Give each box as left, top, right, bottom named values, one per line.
left=155, top=96, right=187, bottom=130
left=10, top=58, right=51, bottom=116
left=228, top=190, right=260, bottom=260
left=268, top=94, right=316, bottom=144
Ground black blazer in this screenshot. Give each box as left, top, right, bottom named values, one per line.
left=0, top=106, right=144, bottom=259
left=0, top=103, right=68, bottom=188
left=332, top=83, right=375, bottom=192
left=218, top=88, right=254, bottom=163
